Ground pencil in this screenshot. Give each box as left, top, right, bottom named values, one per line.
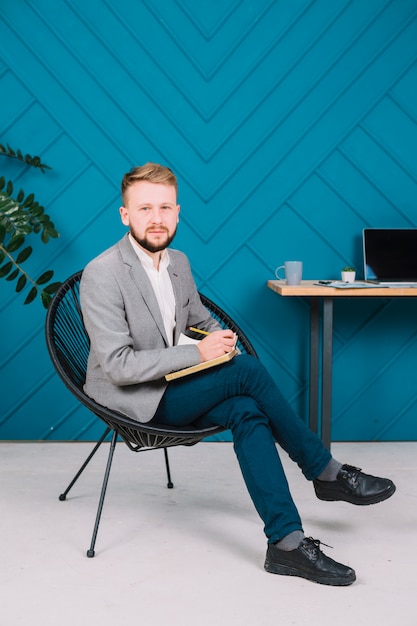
left=188, top=326, right=210, bottom=336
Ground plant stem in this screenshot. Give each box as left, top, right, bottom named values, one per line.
left=0, top=242, right=37, bottom=288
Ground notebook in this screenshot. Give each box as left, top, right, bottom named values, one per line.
left=165, top=331, right=238, bottom=381
left=362, top=228, right=417, bottom=287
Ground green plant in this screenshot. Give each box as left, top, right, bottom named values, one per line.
left=0, top=143, right=61, bottom=308
left=342, top=265, right=355, bottom=272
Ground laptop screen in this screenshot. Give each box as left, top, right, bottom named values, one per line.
left=363, top=228, right=417, bottom=282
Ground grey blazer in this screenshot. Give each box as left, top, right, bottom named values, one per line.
left=80, top=235, right=221, bottom=422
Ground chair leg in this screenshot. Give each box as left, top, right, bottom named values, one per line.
left=87, top=429, right=118, bottom=558
left=164, top=448, right=174, bottom=489
left=59, top=426, right=112, bottom=501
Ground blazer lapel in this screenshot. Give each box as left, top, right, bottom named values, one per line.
left=118, top=236, right=168, bottom=344
left=168, top=260, right=185, bottom=345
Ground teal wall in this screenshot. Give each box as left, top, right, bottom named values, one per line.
left=1, top=0, right=417, bottom=442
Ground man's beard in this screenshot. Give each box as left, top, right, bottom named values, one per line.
left=129, top=225, right=177, bottom=254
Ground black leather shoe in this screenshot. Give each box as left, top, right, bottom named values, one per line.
left=313, top=464, right=396, bottom=505
left=265, top=537, right=356, bottom=586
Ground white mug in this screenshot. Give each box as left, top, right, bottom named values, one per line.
left=275, top=261, right=303, bottom=285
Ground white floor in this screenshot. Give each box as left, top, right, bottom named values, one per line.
left=1, top=440, right=416, bottom=626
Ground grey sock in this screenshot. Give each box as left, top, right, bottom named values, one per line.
left=275, top=530, right=304, bottom=551
left=317, top=458, right=343, bottom=482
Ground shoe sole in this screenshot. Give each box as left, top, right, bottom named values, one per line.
left=264, top=560, right=356, bottom=586
left=315, top=483, right=396, bottom=506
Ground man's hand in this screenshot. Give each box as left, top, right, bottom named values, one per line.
left=197, top=329, right=236, bottom=362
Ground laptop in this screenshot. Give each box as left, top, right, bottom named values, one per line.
left=363, top=228, right=417, bottom=287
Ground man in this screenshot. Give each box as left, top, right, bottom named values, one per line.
left=80, top=162, right=395, bottom=586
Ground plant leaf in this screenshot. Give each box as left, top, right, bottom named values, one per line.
left=24, top=286, right=38, bottom=305
left=6, top=234, right=25, bottom=253
left=23, top=193, right=35, bottom=207
left=36, top=270, right=54, bottom=285
left=0, top=261, right=13, bottom=278
left=29, top=202, right=42, bottom=217
left=16, top=274, right=27, bottom=292
left=16, top=246, right=32, bottom=264
left=41, top=291, right=52, bottom=309
left=43, top=281, right=62, bottom=295
left=6, top=268, right=19, bottom=281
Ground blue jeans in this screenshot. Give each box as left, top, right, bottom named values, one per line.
left=153, top=355, right=331, bottom=543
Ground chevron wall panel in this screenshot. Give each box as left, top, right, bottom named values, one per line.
left=1, top=0, right=417, bottom=441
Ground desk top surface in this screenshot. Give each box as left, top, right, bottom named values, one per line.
left=267, top=280, right=417, bottom=297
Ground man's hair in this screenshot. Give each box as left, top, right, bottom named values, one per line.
left=121, top=162, right=178, bottom=205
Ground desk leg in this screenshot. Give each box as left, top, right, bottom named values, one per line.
left=321, top=297, right=334, bottom=450
left=309, top=298, right=320, bottom=435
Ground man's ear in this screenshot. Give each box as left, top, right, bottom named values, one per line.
left=177, top=204, right=180, bottom=223
left=120, top=206, right=129, bottom=226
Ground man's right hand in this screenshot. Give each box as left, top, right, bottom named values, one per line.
left=197, top=329, right=236, bottom=362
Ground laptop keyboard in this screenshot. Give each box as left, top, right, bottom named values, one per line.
left=376, top=282, right=417, bottom=288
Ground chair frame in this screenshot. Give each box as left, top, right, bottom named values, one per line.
left=45, top=270, right=257, bottom=557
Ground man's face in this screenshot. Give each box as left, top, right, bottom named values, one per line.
left=120, top=181, right=180, bottom=254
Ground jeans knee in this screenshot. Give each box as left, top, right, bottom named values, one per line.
left=231, top=353, right=269, bottom=386
left=227, top=397, right=269, bottom=435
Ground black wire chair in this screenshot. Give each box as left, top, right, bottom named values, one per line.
left=45, top=270, right=258, bottom=557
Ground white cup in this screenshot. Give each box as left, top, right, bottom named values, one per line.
left=275, top=261, right=303, bottom=285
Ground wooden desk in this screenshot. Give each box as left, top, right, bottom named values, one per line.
left=267, top=280, right=417, bottom=449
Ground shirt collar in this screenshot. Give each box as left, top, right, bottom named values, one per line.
left=128, top=233, right=170, bottom=271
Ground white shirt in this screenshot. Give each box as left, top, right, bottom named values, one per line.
left=128, top=235, right=176, bottom=346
